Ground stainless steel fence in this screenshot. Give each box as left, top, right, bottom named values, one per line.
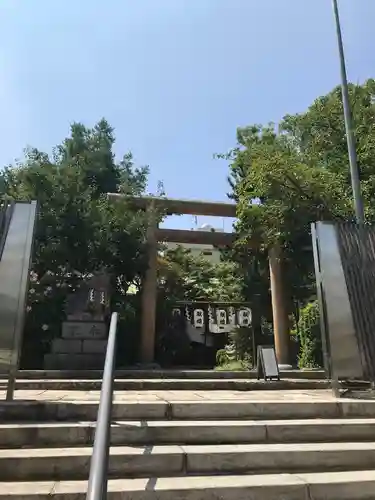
left=336, top=223, right=375, bottom=383
left=312, top=221, right=375, bottom=385
left=0, top=201, right=38, bottom=399
left=0, top=200, right=14, bottom=261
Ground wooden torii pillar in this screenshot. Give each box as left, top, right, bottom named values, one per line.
left=269, top=245, right=290, bottom=368
left=108, top=194, right=291, bottom=366
left=140, top=203, right=158, bottom=363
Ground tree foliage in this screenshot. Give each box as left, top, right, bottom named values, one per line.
left=3, top=79, right=375, bottom=369
left=155, top=245, right=244, bottom=367
left=224, top=79, right=375, bottom=314
left=291, top=300, right=322, bottom=369
left=1, top=119, right=150, bottom=365
left=158, top=245, right=242, bottom=304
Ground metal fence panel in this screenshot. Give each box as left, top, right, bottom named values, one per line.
left=312, top=222, right=363, bottom=380
left=0, top=202, right=37, bottom=399
left=336, top=223, right=375, bottom=382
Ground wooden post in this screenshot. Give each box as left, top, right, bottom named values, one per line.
left=140, top=206, right=158, bottom=363
left=268, top=245, right=291, bottom=367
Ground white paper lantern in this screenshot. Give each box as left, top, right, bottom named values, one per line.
left=193, top=308, right=204, bottom=328
left=216, top=308, right=227, bottom=326
left=238, top=308, right=252, bottom=327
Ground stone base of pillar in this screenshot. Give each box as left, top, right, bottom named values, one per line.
left=278, top=364, right=293, bottom=371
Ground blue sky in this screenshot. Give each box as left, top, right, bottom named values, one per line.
left=0, top=0, right=374, bottom=229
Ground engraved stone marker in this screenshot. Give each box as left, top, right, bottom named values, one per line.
left=62, top=321, right=107, bottom=340
left=44, top=271, right=111, bottom=369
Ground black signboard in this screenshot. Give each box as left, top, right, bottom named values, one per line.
left=257, top=345, right=280, bottom=381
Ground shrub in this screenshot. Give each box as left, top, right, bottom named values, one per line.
left=229, top=327, right=253, bottom=364
left=293, top=300, right=322, bottom=368
left=215, top=328, right=252, bottom=371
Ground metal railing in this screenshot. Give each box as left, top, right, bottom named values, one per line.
left=86, top=312, right=118, bottom=500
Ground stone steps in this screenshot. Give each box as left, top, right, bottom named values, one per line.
left=0, top=378, right=330, bottom=390
left=1, top=383, right=375, bottom=499
left=2, top=470, right=375, bottom=499
left=2, top=418, right=375, bottom=448
left=2, top=442, right=375, bottom=481
left=15, top=369, right=326, bottom=380
left=2, top=399, right=375, bottom=421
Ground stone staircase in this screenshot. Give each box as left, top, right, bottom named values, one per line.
left=1, top=373, right=375, bottom=499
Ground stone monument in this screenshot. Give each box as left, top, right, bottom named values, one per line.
left=44, top=272, right=111, bottom=370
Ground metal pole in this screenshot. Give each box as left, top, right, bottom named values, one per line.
left=332, top=0, right=365, bottom=224
left=86, top=312, right=118, bottom=500
left=332, top=1, right=375, bottom=390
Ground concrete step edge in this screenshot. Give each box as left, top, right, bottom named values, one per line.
left=3, top=418, right=375, bottom=448
left=2, top=441, right=375, bottom=458
left=0, top=378, right=329, bottom=383
left=0, top=379, right=331, bottom=391
left=2, top=400, right=375, bottom=422
left=1, top=470, right=375, bottom=499
left=3, top=444, right=375, bottom=481
left=2, top=417, right=375, bottom=428
left=0, top=419, right=375, bottom=449
left=14, top=369, right=326, bottom=380
left=0, top=380, right=331, bottom=392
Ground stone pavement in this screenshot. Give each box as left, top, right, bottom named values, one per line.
left=0, top=388, right=331, bottom=402
left=0, top=388, right=368, bottom=402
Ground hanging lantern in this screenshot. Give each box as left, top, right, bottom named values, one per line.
left=216, top=308, right=227, bottom=326
left=193, top=308, right=204, bottom=328
left=208, top=306, right=214, bottom=333
left=239, top=308, right=252, bottom=327
left=208, top=306, right=214, bottom=325
left=208, top=306, right=215, bottom=328
left=228, top=306, right=236, bottom=325
left=185, top=306, right=191, bottom=321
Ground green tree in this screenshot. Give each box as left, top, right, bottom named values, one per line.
left=291, top=300, right=322, bottom=369
left=158, top=246, right=242, bottom=304
left=281, top=79, right=375, bottom=198
left=2, top=119, right=150, bottom=366
left=223, top=83, right=375, bottom=307
left=0, top=173, right=5, bottom=196
left=278, top=79, right=375, bottom=221
left=219, top=79, right=375, bottom=365
left=155, top=245, right=244, bottom=367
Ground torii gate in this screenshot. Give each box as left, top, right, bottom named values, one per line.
left=108, top=194, right=291, bottom=367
